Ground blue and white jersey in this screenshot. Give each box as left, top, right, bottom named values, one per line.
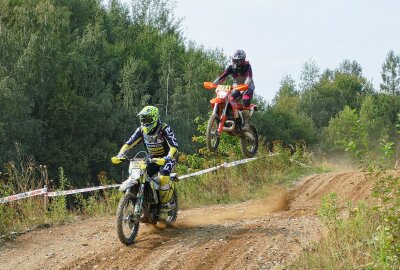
left=125, top=122, right=178, bottom=158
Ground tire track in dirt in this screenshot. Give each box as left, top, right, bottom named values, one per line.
left=0, top=171, right=373, bottom=270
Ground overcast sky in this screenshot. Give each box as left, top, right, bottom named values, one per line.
left=171, top=0, right=400, bottom=102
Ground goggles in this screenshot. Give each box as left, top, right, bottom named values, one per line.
left=139, top=115, right=153, bottom=125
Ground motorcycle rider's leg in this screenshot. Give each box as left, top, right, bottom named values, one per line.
left=241, top=92, right=253, bottom=130
left=158, top=158, right=176, bottom=220
left=159, top=174, right=174, bottom=219
left=230, top=90, right=242, bottom=118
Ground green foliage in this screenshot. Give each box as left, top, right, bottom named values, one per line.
left=177, top=147, right=320, bottom=208
left=0, top=0, right=225, bottom=185
left=318, top=193, right=342, bottom=229
left=292, top=199, right=381, bottom=269
left=292, top=110, right=400, bottom=269
left=380, top=50, right=400, bottom=96
left=192, top=116, right=241, bottom=158
left=300, top=60, right=372, bottom=129
left=48, top=167, right=70, bottom=221
left=0, top=156, right=46, bottom=235
left=0, top=166, right=121, bottom=236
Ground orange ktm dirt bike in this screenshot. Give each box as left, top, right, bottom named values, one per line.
left=203, top=82, right=259, bottom=158
left=112, top=151, right=178, bottom=245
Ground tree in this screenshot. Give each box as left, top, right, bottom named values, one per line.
left=299, top=59, right=320, bottom=92
left=380, top=50, right=400, bottom=96
left=300, top=60, right=372, bottom=129
left=273, top=75, right=298, bottom=104
left=379, top=50, right=400, bottom=125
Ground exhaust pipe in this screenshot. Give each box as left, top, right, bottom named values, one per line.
left=223, top=120, right=235, bottom=132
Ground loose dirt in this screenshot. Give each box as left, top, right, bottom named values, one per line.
left=0, top=171, right=372, bottom=270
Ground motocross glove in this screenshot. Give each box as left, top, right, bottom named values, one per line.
left=152, top=156, right=172, bottom=166
left=111, top=153, right=125, bottom=165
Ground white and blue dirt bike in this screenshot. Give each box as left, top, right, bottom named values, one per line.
left=115, top=151, right=179, bottom=245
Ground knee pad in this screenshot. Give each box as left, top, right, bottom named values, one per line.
left=159, top=175, right=173, bottom=203
left=159, top=175, right=170, bottom=186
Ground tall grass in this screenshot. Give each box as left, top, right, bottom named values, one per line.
left=0, top=157, right=47, bottom=235
left=0, top=158, right=121, bottom=237
left=176, top=144, right=323, bottom=208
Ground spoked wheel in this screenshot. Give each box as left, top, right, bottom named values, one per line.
left=206, top=114, right=220, bottom=152
left=240, top=124, right=259, bottom=158
left=164, top=189, right=178, bottom=226
left=116, top=193, right=140, bottom=245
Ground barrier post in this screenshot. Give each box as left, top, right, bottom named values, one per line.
left=43, top=185, right=48, bottom=210
left=40, top=165, right=49, bottom=211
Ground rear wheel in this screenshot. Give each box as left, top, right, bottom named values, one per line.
left=240, top=124, right=259, bottom=158
left=206, top=114, right=220, bottom=152
left=116, top=193, right=140, bottom=245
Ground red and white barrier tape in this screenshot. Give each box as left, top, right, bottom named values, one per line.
left=178, top=155, right=270, bottom=180
left=0, top=155, right=275, bottom=204
left=46, top=184, right=121, bottom=197
left=0, top=188, right=47, bottom=204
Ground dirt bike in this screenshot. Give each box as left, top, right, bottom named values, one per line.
left=115, top=151, right=178, bottom=245
left=203, top=82, right=259, bottom=158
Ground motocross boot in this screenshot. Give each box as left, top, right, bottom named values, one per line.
left=238, top=110, right=250, bottom=131
left=241, top=110, right=251, bottom=131
left=159, top=175, right=174, bottom=220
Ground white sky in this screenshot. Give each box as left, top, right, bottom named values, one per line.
left=172, top=0, right=400, bottom=102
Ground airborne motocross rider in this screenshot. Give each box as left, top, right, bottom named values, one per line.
left=213, top=49, right=255, bottom=130
left=112, top=106, right=178, bottom=220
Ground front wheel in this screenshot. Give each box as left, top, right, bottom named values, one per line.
left=164, top=188, right=178, bottom=226
left=240, top=124, right=259, bottom=158
left=206, top=114, right=220, bottom=152
left=116, top=193, right=140, bottom=245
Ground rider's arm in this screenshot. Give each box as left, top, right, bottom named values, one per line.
left=118, top=127, right=143, bottom=155
left=162, top=124, right=178, bottom=158
left=244, top=63, right=253, bottom=86
left=213, top=65, right=233, bottom=84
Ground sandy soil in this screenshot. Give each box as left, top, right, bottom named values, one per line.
left=0, top=171, right=372, bottom=270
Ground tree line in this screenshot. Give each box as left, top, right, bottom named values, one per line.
left=1, top=0, right=399, bottom=186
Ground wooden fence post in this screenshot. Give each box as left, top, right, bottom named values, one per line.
left=40, top=165, right=49, bottom=211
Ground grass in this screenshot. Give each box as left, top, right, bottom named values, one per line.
left=176, top=148, right=324, bottom=208
left=0, top=164, right=121, bottom=236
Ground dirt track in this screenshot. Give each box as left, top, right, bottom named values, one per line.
left=0, top=171, right=372, bottom=270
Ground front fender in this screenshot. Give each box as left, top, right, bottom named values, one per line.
left=119, top=177, right=138, bottom=192
left=210, top=98, right=225, bottom=104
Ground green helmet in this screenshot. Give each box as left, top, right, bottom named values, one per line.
left=137, top=106, right=159, bottom=134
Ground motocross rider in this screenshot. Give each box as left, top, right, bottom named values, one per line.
left=213, top=49, right=255, bottom=130
left=111, top=106, right=178, bottom=220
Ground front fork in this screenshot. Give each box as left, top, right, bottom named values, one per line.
left=216, top=101, right=229, bottom=134
left=132, top=181, right=145, bottom=220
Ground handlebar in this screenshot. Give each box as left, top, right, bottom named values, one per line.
left=203, top=82, right=248, bottom=91
left=111, top=152, right=166, bottom=166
